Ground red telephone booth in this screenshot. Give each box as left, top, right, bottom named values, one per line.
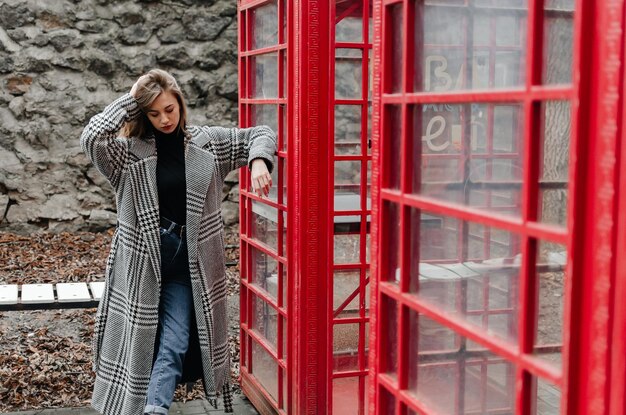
left=369, top=1, right=626, bottom=415
left=238, top=0, right=373, bottom=413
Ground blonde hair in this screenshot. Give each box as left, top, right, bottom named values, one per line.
left=121, top=69, right=189, bottom=140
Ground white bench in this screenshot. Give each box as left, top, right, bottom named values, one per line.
left=0, top=281, right=105, bottom=311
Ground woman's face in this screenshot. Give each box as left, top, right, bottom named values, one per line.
left=146, top=91, right=181, bottom=134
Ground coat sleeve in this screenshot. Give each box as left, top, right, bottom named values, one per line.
left=201, top=125, right=277, bottom=182
left=80, top=94, right=142, bottom=187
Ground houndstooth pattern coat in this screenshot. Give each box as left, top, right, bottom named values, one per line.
left=81, top=94, right=276, bottom=415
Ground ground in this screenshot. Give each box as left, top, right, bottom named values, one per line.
left=0, top=227, right=243, bottom=412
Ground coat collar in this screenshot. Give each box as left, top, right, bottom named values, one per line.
left=184, top=129, right=215, bottom=263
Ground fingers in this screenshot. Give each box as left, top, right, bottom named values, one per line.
left=130, top=75, right=149, bottom=98
left=252, top=172, right=272, bottom=197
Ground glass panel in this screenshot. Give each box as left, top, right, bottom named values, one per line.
left=382, top=295, right=398, bottom=376
left=496, top=14, right=524, bottom=46
left=335, top=232, right=360, bottom=265
left=367, top=104, right=372, bottom=155
left=364, top=375, right=370, bottom=414
left=380, top=386, right=397, bottom=414
left=282, top=0, right=287, bottom=42
left=281, top=263, right=287, bottom=308
left=252, top=294, right=278, bottom=350
left=333, top=323, right=360, bottom=372
left=241, top=11, right=248, bottom=52
left=251, top=340, right=279, bottom=400
left=409, top=211, right=458, bottom=273
left=543, top=2, right=575, bottom=84
left=335, top=105, right=363, bottom=155
left=409, top=211, right=521, bottom=344
left=415, top=4, right=527, bottom=91
left=533, top=376, right=561, bottom=415
left=366, top=231, right=371, bottom=263
left=364, top=274, right=371, bottom=316
left=252, top=104, right=278, bottom=135
left=493, top=105, right=520, bottom=153
left=251, top=1, right=278, bottom=50
left=281, top=104, right=287, bottom=152
left=241, top=287, right=248, bottom=324
left=281, top=316, right=287, bottom=360
left=408, top=309, right=515, bottom=414
left=335, top=161, right=361, bottom=210
left=545, top=0, right=575, bottom=9
left=242, top=333, right=248, bottom=368
left=251, top=247, right=278, bottom=300
left=267, top=155, right=279, bottom=203
left=251, top=53, right=278, bottom=99
left=336, top=48, right=364, bottom=98
left=251, top=200, right=278, bottom=252
left=386, top=105, right=402, bottom=190
left=539, top=101, right=570, bottom=226
left=388, top=3, right=403, bottom=93
left=384, top=201, right=401, bottom=284
left=366, top=159, right=372, bottom=201
left=333, top=377, right=359, bottom=415
left=367, top=49, right=373, bottom=100
left=281, top=51, right=287, bottom=98
left=281, top=367, right=288, bottom=410
left=335, top=0, right=363, bottom=42
left=280, top=156, right=287, bottom=206
left=534, top=240, right=566, bottom=369
left=334, top=269, right=361, bottom=319
left=281, top=210, right=287, bottom=259
left=412, top=104, right=524, bottom=217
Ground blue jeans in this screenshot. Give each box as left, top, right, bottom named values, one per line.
left=144, top=227, right=193, bottom=414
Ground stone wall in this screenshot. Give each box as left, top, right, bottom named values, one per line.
left=0, top=0, right=242, bottom=233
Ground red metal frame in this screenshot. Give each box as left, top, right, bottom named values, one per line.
left=563, top=0, right=626, bottom=414
left=238, top=1, right=291, bottom=413
left=370, top=0, right=626, bottom=414
left=610, top=22, right=626, bottom=411
left=290, top=0, right=333, bottom=413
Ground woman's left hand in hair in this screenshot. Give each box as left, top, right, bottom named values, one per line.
left=250, top=159, right=272, bottom=198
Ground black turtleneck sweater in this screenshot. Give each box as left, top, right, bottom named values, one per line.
left=155, top=128, right=187, bottom=226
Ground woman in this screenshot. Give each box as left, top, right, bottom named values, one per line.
left=80, top=69, right=276, bottom=415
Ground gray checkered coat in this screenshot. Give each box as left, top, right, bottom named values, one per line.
left=81, top=94, right=276, bottom=415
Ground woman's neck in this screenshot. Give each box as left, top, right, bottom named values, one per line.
left=154, top=126, right=182, bottom=140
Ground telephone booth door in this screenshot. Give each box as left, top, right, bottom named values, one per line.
left=238, top=0, right=290, bottom=413
left=238, top=0, right=374, bottom=414
left=369, top=0, right=626, bottom=414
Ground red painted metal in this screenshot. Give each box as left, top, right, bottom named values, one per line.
left=562, top=0, right=626, bottom=414
left=515, top=0, right=544, bottom=412
left=610, top=10, right=626, bottom=412
left=234, top=0, right=626, bottom=413
left=367, top=0, right=383, bottom=413
left=370, top=0, right=626, bottom=414
left=240, top=0, right=374, bottom=413
left=292, top=0, right=332, bottom=413
left=238, top=1, right=290, bottom=414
